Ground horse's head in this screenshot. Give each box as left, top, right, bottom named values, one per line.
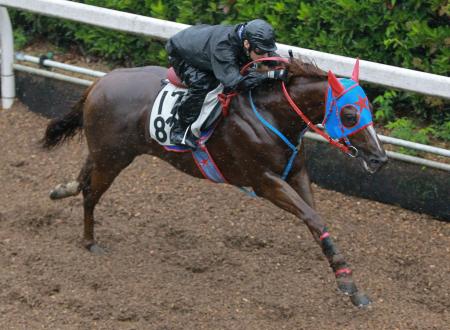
left=323, top=60, right=387, bottom=173
left=246, top=57, right=388, bottom=174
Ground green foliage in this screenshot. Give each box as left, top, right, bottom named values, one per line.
left=434, top=121, right=450, bottom=141
left=385, top=117, right=444, bottom=154
left=373, top=90, right=397, bottom=123
left=13, top=27, right=29, bottom=49
left=387, top=118, right=421, bottom=141
left=9, top=0, right=450, bottom=140
left=289, top=0, right=449, bottom=75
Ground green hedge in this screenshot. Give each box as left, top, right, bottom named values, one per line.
left=10, top=0, right=450, bottom=140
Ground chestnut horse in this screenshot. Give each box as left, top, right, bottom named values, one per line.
left=42, top=58, right=387, bottom=307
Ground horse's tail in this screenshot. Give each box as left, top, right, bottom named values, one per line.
left=41, top=83, right=95, bottom=149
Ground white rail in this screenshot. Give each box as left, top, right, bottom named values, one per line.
left=16, top=52, right=106, bottom=78
left=14, top=63, right=93, bottom=86
left=380, top=135, right=450, bottom=158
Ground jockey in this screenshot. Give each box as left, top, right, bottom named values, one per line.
left=166, top=19, right=287, bottom=148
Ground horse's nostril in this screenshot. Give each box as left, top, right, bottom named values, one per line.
left=369, top=155, right=388, bottom=166
left=377, top=154, right=388, bottom=164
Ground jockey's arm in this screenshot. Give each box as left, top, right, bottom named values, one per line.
left=212, top=50, right=285, bottom=92
left=211, top=49, right=263, bottom=91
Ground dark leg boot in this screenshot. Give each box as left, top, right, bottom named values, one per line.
left=170, top=119, right=197, bottom=149
left=168, top=63, right=218, bottom=150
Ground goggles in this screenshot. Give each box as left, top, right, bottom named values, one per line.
left=252, top=47, right=269, bottom=55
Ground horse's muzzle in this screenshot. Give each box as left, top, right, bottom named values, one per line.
left=360, top=153, right=388, bottom=174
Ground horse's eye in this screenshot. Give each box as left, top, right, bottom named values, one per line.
left=345, top=115, right=357, bottom=125
left=341, top=106, right=359, bottom=128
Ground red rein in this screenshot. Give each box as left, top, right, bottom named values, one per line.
left=280, top=82, right=351, bottom=155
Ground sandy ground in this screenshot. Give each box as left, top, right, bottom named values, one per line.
left=0, top=103, right=449, bottom=329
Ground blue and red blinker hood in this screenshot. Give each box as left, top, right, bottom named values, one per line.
left=323, top=60, right=373, bottom=140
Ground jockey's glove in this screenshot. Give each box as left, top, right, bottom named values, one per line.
left=266, top=69, right=288, bottom=82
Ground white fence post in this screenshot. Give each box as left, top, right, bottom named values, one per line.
left=0, top=6, right=15, bottom=109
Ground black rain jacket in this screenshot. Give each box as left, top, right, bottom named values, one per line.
left=166, top=23, right=276, bottom=91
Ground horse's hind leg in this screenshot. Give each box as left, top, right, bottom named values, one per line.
left=49, top=181, right=81, bottom=200
left=79, top=153, right=134, bottom=254
left=49, top=156, right=94, bottom=200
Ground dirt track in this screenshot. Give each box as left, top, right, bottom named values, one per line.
left=0, top=103, right=449, bottom=329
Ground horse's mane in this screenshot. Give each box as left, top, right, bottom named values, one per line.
left=285, top=57, right=326, bottom=78
left=252, top=57, right=326, bottom=94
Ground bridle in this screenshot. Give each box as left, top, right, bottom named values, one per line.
left=240, top=57, right=373, bottom=158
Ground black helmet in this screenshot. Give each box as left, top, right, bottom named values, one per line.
left=243, top=19, right=277, bottom=53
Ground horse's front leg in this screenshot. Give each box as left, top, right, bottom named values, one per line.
left=254, top=170, right=371, bottom=307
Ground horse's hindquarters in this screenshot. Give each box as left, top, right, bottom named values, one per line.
left=83, top=66, right=167, bottom=157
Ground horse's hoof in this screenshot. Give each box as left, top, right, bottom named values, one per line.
left=350, top=292, right=372, bottom=308
left=49, top=188, right=62, bottom=200
left=86, top=243, right=106, bottom=255
left=337, top=278, right=358, bottom=295
left=49, top=182, right=80, bottom=200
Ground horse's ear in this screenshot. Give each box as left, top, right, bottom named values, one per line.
left=352, top=58, right=360, bottom=82
left=328, top=70, right=345, bottom=96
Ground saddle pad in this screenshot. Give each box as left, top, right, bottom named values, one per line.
left=149, top=82, right=224, bottom=146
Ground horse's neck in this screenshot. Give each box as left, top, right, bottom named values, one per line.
left=288, top=76, right=328, bottom=123
left=250, top=78, right=328, bottom=141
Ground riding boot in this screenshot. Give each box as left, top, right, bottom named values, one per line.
left=168, top=60, right=218, bottom=149
left=170, top=99, right=198, bottom=149
left=170, top=120, right=197, bottom=149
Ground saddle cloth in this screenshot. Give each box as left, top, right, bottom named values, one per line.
left=149, top=82, right=224, bottom=146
